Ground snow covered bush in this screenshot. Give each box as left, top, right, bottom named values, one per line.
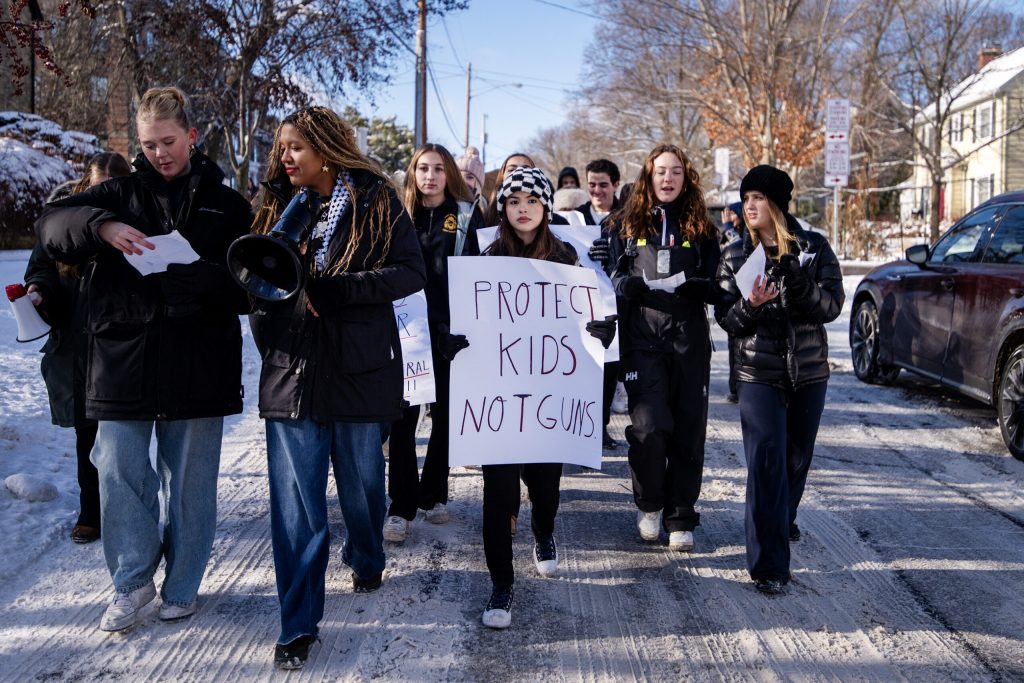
left=0, top=112, right=103, bottom=248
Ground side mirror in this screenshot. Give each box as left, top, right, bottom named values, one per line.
left=906, top=243, right=929, bottom=266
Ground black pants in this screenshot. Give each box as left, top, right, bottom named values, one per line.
left=602, top=361, right=620, bottom=428
left=75, top=420, right=100, bottom=528
left=386, top=351, right=452, bottom=519
left=482, top=463, right=562, bottom=589
left=738, top=380, right=827, bottom=582
left=727, top=336, right=739, bottom=396
left=622, top=347, right=709, bottom=532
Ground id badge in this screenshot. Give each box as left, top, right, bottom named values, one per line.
left=656, top=248, right=671, bottom=275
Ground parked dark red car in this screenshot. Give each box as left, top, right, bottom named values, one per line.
left=850, top=191, right=1024, bottom=460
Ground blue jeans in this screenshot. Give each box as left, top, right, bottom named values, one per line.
left=266, top=418, right=387, bottom=645
left=92, top=418, right=223, bottom=606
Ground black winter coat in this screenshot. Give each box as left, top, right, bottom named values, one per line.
left=412, top=196, right=483, bottom=331
left=248, top=170, right=426, bottom=423
left=608, top=203, right=720, bottom=356
left=36, top=152, right=253, bottom=421
left=714, top=221, right=845, bottom=390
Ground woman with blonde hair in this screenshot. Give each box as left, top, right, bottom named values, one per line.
left=597, top=143, right=721, bottom=552
left=714, top=165, right=843, bottom=595
left=37, top=87, right=252, bottom=630
left=384, top=143, right=483, bottom=542
left=249, top=106, right=425, bottom=669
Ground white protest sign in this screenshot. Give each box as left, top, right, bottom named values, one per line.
left=735, top=243, right=767, bottom=300
left=476, top=224, right=620, bottom=362
left=447, top=256, right=606, bottom=468
left=393, top=290, right=435, bottom=405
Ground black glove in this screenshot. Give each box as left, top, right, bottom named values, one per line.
left=675, top=277, right=709, bottom=301
left=436, top=324, right=470, bottom=361
left=585, top=315, right=618, bottom=349
left=777, top=253, right=812, bottom=301
left=620, top=276, right=649, bottom=299
left=588, top=237, right=610, bottom=266
left=160, top=260, right=226, bottom=309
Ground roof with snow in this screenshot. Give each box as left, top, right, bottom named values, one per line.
left=914, top=45, right=1024, bottom=123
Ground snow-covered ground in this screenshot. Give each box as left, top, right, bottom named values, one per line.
left=2, top=250, right=1023, bottom=681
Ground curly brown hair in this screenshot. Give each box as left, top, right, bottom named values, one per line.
left=252, top=106, right=396, bottom=273
left=615, top=144, right=713, bottom=243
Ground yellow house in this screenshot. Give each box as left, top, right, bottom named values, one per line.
left=903, top=46, right=1024, bottom=223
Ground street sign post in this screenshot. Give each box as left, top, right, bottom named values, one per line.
left=824, top=98, right=850, bottom=252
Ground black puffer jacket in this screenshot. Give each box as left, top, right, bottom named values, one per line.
left=248, top=170, right=426, bottom=423
left=714, top=221, right=844, bottom=389
left=412, top=195, right=483, bottom=330
left=36, top=152, right=252, bottom=421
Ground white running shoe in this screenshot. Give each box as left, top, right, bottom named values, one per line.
left=637, top=510, right=661, bottom=541
left=383, top=515, right=410, bottom=542
left=159, top=599, right=197, bottom=622
left=424, top=503, right=449, bottom=524
left=668, top=530, right=695, bottom=552
left=611, top=382, right=629, bottom=414
left=99, top=582, right=156, bottom=631
left=533, top=538, right=558, bottom=577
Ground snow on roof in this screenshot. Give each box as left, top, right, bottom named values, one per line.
left=915, top=45, right=1024, bottom=122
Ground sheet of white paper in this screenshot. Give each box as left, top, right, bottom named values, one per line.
left=447, top=256, right=605, bottom=469
left=554, top=210, right=586, bottom=226
left=124, top=230, right=200, bottom=276
left=642, top=269, right=687, bottom=292
left=475, top=224, right=620, bottom=362
left=735, top=243, right=766, bottom=300
left=393, top=290, right=436, bottom=406
left=799, top=251, right=815, bottom=267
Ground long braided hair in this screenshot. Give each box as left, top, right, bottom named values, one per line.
left=252, top=106, right=396, bottom=272
left=616, top=144, right=713, bottom=243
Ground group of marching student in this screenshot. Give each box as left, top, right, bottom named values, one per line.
left=29, top=87, right=843, bottom=670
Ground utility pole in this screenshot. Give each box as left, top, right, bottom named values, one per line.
left=481, top=113, right=488, bottom=167
left=414, top=0, right=427, bottom=149
left=464, top=62, right=471, bottom=151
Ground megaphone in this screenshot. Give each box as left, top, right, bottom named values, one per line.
left=6, top=283, right=50, bottom=342
left=227, top=188, right=323, bottom=301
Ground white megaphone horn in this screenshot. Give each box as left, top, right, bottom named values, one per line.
left=6, top=283, right=50, bottom=343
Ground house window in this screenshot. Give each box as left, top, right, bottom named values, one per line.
left=978, top=175, right=994, bottom=204
left=979, top=104, right=992, bottom=139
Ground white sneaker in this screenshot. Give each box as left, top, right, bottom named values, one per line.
left=637, top=510, right=661, bottom=541
left=159, top=599, right=197, bottom=622
left=611, top=382, right=629, bottom=414
left=481, top=586, right=513, bottom=629
left=99, top=582, right=156, bottom=631
left=383, top=515, right=410, bottom=542
left=668, top=530, right=695, bottom=551
left=424, top=503, right=449, bottom=524
left=533, top=538, right=558, bottom=577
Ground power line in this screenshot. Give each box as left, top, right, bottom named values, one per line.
left=427, top=63, right=464, bottom=144
left=440, top=16, right=464, bottom=69
left=526, top=0, right=602, bottom=20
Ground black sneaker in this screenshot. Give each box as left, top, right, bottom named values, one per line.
left=726, top=392, right=738, bottom=404
left=533, top=537, right=558, bottom=577
left=352, top=572, right=383, bottom=593
left=274, top=634, right=318, bottom=670
left=789, top=524, right=801, bottom=542
left=754, top=578, right=786, bottom=595
left=482, top=586, right=514, bottom=628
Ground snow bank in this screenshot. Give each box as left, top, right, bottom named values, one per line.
left=4, top=474, right=59, bottom=502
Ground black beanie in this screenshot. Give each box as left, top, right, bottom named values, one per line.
left=740, top=165, right=793, bottom=211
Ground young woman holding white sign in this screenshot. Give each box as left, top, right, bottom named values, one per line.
left=457, top=167, right=616, bottom=629
left=384, top=144, right=484, bottom=543
left=713, top=165, right=843, bottom=595
left=594, top=144, right=720, bottom=552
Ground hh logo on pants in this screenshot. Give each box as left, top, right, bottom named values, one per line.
left=625, top=371, right=638, bottom=381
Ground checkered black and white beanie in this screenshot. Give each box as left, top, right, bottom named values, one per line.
left=496, top=166, right=554, bottom=217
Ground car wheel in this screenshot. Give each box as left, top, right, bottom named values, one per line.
left=850, top=299, right=900, bottom=384
left=998, top=345, right=1024, bottom=462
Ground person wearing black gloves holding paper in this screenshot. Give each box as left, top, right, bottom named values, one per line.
left=714, top=165, right=844, bottom=595
left=592, top=144, right=719, bottom=552
left=384, top=143, right=484, bottom=543
left=36, top=87, right=252, bottom=631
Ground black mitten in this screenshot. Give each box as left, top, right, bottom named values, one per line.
left=675, top=277, right=709, bottom=301
left=779, top=253, right=812, bottom=301
left=588, top=237, right=610, bottom=266
left=160, top=260, right=226, bottom=307
left=585, top=316, right=617, bottom=349
left=436, top=324, right=470, bottom=361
